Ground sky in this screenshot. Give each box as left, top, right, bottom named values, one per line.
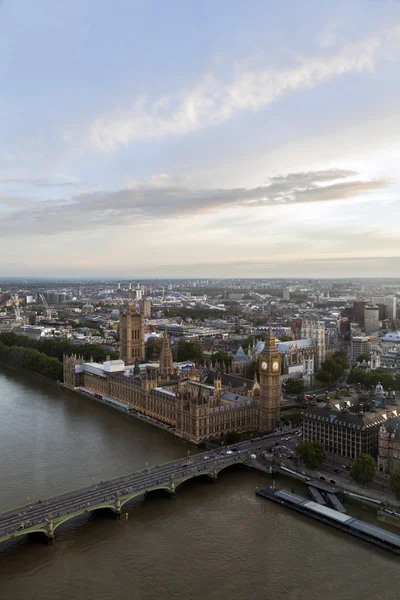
left=1, top=0, right=400, bottom=278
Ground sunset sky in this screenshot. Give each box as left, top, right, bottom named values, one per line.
left=1, top=0, right=400, bottom=278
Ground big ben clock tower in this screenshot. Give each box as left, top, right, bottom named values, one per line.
left=258, top=327, right=282, bottom=431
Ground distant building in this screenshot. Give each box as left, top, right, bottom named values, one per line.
left=371, top=295, right=397, bottom=322
left=303, top=386, right=399, bottom=460
left=142, top=299, right=152, bottom=319
left=82, top=303, right=94, bottom=315
left=12, top=325, right=45, bottom=341
left=354, top=300, right=368, bottom=326
left=382, top=331, right=400, bottom=345
left=364, top=305, right=379, bottom=334
left=350, top=334, right=378, bottom=362
left=378, top=415, right=400, bottom=473
left=282, top=288, right=291, bottom=301
left=300, top=320, right=326, bottom=369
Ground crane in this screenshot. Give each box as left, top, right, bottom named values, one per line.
left=38, top=293, right=53, bottom=320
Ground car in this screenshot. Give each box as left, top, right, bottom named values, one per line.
left=250, top=454, right=256, bottom=459
left=231, top=447, right=239, bottom=452
left=181, top=463, right=189, bottom=468
left=226, top=450, right=233, bottom=455
left=203, top=456, right=210, bottom=460
left=330, top=479, right=336, bottom=485
left=334, top=468, right=340, bottom=473
left=319, top=476, right=325, bottom=481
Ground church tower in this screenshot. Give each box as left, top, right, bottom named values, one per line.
left=159, top=329, right=174, bottom=377
left=258, top=327, right=281, bottom=431
left=119, top=303, right=145, bottom=364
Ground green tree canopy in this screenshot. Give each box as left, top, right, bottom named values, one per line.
left=390, top=470, right=400, bottom=500
left=0, top=341, right=62, bottom=381
left=350, top=453, right=376, bottom=486
left=295, top=441, right=325, bottom=469
left=224, top=431, right=241, bottom=444
left=176, top=339, right=203, bottom=362
left=347, top=367, right=400, bottom=391
left=315, top=351, right=348, bottom=386
left=357, top=353, right=370, bottom=363
left=0, top=332, right=117, bottom=363
left=284, top=378, right=305, bottom=395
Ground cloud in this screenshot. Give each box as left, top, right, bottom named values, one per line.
left=0, top=168, right=391, bottom=236
left=89, top=32, right=386, bottom=151
left=0, top=178, right=91, bottom=188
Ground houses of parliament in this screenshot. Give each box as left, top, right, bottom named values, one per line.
left=63, top=304, right=282, bottom=443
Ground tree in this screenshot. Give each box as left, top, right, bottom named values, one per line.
left=225, top=431, right=241, bottom=444
left=314, top=370, right=332, bottom=385
left=357, top=353, right=370, bottom=363
left=29, top=315, right=36, bottom=326
left=295, top=441, right=325, bottom=469
left=350, top=453, right=376, bottom=486
left=284, top=378, right=304, bottom=395
left=176, top=340, right=202, bottom=362
left=390, top=470, right=400, bottom=500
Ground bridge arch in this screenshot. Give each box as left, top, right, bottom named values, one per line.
left=120, top=486, right=172, bottom=508
left=174, top=472, right=216, bottom=490
left=214, top=458, right=249, bottom=476
left=52, top=502, right=116, bottom=532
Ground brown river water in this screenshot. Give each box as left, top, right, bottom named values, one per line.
left=0, top=365, right=399, bottom=600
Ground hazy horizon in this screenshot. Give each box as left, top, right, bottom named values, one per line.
left=1, top=1, right=400, bottom=277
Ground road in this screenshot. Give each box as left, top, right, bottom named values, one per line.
left=0, top=432, right=293, bottom=542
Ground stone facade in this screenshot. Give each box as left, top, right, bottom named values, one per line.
left=378, top=417, right=400, bottom=474
left=258, top=329, right=282, bottom=430
left=300, top=320, right=326, bottom=369
left=119, top=303, right=145, bottom=364
left=62, top=331, right=282, bottom=444
left=303, top=391, right=399, bottom=460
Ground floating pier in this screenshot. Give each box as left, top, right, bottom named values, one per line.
left=256, top=487, right=400, bottom=556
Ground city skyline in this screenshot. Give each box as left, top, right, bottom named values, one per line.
left=1, top=1, right=400, bottom=277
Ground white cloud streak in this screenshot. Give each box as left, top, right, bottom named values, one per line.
left=90, top=34, right=384, bottom=151
left=0, top=169, right=390, bottom=237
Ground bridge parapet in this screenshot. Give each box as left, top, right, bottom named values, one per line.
left=0, top=438, right=271, bottom=548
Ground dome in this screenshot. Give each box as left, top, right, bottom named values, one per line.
left=383, top=331, right=400, bottom=342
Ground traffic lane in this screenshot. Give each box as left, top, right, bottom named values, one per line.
left=0, top=460, right=244, bottom=535
left=0, top=453, right=251, bottom=533
left=0, top=444, right=267, bottom=528
left=0, top=438, right=278, bottom=530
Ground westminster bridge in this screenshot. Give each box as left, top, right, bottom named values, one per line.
left=0, top=436, right=279, bottom=546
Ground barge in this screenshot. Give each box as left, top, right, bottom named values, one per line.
left=256, top=487, right=400, bottom=556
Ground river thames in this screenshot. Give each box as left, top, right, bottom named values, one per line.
left=0, top=365, right=399, bottom=600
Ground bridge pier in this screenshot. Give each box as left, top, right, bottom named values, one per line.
left=114, top=493, right=122, bottom=519
left=47, top=516, right=54, bottom=545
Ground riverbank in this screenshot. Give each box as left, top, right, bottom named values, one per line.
left=61, top=383, right=187, bottom=440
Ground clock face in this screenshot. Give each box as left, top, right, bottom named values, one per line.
left=272, top=361, right=279, bottom=372
left=261, top=361, right=268, bottom=371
